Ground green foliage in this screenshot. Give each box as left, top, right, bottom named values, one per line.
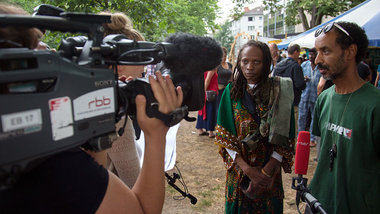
left=283, top=0, right=366, bottom=29
left=8, top=0, right=220, bottom=47
left=214, top=21, right=234, bottom=53
left=233, top=0, right=366, bottom=30
left=168, top=0, right=219, bottom=36
left=4, top=0, right=41, bottom=13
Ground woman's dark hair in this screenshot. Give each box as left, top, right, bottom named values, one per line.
left=230, top=40, right=272, bottom=100
left=0, top=3, right=42, bottom=49
left=334, top=21, right=368, bottom=63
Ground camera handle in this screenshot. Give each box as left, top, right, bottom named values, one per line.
left=291, top=175, right=327, bottom=214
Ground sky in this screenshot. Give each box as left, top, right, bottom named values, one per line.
left=217, top=0, right=263, bottom=24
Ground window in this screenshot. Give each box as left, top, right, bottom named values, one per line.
left=248, top=17, right=253, bottom=21
left=248, top=26, right=255, bottom=31
left=259, top=16, right=263, bottom=20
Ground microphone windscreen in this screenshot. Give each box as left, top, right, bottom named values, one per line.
left=294, top=131, right=310, bottom=175
left=164, top=32, right=223, bottom=74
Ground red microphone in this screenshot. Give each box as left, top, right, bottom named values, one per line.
left=294, top=131, right=310, bottom=175
left=292, top=131, right=327, bottom=213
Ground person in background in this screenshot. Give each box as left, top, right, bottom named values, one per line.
left=215, top=40, right=295, bottom=213
left=273, top=43, right=306, bottom=133
left=376, top=64, right=380, bottom=88
left=357, top=61, right=371, bottom=82
left=0, top=3, right=183, bottom=213
left=298, top=48, right=321, bottom=148
left=100, top=11, right=145, bottom=79
left=92, top=11, right=148, bottom=188
left=196, top=67, right=219, bottom=138
left=317, top=77, right=334, bottom=96
left=363, top=52, right=376, bottom=85
left=216, top=47, right=233, bottom=113
left=309, top=21, right=380, bottom=214
left=297, top=56, right=304, bottom=65
left=268, top=43, right=283, bottom=76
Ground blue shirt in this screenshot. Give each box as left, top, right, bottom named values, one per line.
left=300, top=60, right=321, bottom=103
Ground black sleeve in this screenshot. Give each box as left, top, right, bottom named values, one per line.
left=292, top=64, right=306, bottom=90
left=0, top=150, right=109, bottom=214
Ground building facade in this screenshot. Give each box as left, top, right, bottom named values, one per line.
left=230, top=7, right=264, bottom=61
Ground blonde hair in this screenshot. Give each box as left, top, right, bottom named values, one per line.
left=99, top=11, right=145, bottom=41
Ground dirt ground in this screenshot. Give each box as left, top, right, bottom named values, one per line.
left=162, top=111, right=319, bottom=214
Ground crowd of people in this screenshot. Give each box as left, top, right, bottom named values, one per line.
left=1, top=2, right=379, bottom=214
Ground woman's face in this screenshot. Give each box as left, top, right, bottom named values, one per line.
left=240, top=45, right=263, bottom=84
left=117, top=65, right=145, bottom=78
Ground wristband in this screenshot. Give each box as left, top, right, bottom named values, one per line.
left=261, top=168, right=271, bottom=178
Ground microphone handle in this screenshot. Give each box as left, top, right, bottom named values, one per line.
left=165, top=172, right=198, bottom=205
left=187, top=193, right=198, bottom=205
left=302, top=192, right=328, bottom=214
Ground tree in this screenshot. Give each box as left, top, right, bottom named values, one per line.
left=11, top=0, right=220, bottom=48
left=214, top=21, right=234, bottom=52
left=233, top=0, right=366, bottom=30
left=168, top=0, right=219, bottom=36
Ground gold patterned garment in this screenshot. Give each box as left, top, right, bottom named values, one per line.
left=215, top=77, right=295, bottom=213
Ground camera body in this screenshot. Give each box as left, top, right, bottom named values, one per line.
left=0, top=9, right=222, bottom=181
left=0, top=47, right=117, bottom=172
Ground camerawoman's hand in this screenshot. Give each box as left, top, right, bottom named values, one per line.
left=135, top=72, right=183, bottom=137
left=126, top=72, right=183, bottom=214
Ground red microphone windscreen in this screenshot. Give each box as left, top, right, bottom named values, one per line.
left=294, top=131, right=310, bottom=175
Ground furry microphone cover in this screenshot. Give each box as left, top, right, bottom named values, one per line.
left=164, top=32, right=223, bottom=74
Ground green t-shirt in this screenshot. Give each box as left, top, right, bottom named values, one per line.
left=311, top=83, right=380, bottom=214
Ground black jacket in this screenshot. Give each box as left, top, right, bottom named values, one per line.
left=273, top=57, right=306, bottom=106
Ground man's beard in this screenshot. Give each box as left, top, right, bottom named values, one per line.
left=317, top=53, right=346, bottom=81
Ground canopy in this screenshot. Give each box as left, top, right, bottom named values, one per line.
left=277, top=0, right=380, bottom=49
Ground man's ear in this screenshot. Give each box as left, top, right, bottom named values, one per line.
left=345, top=43, right=357, bottom=61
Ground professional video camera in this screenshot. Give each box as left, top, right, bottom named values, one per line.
left=0, top=5, right=222, bottom=186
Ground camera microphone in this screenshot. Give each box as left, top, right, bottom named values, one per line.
left=162, top=32, right=223, bottom=74
left=160, top=32, right=223, bottom=111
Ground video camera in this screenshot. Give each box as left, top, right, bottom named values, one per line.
left=0, top=5, right=222, bottom=185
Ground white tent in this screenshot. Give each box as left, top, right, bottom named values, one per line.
left=278, top=0, right=380, bottom=49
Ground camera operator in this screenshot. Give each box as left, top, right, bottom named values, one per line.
left=0, top=3, right=183, bottom=213
left=91, top=11, right=147, bottom=187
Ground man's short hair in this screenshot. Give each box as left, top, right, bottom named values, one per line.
left=288, top=44, right=300, bottom=55
left=334, top=21, right=368, bottom=63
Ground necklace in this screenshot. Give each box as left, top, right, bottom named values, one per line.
left=328, top=90, right=353, bottom=171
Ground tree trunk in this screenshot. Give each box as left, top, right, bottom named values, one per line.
left=298, top=7, right=309, bottom=30
left=310, top=5, right=318, bottom=28
left=315, top=11, right=323, bottom=28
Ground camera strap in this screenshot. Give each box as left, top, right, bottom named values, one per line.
left=147, top=105, right=190, bottom=127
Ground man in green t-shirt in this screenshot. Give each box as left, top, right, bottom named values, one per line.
left=309, top=21, right=380, bottom=214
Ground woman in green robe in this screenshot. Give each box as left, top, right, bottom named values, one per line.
left=215, top=40, right=295, bottom=213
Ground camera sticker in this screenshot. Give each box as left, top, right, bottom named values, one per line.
left=49, top=97, right=74, bottom=141
left=1, top=109, right=42, bottom=135
left=73, top=87, right=115, bottom=121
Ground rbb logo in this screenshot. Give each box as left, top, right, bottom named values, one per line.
left=88, top=96, right=111, bottom=109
